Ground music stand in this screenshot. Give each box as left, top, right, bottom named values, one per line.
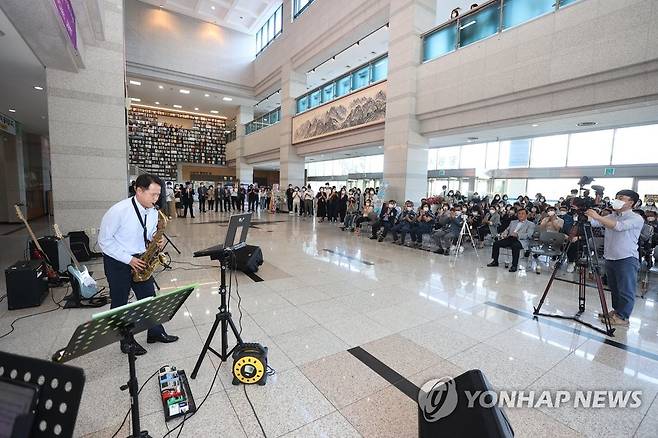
left=52, top=284, right=196, bottom=438
left=190, top=213, right=251, bottom=380
left=0, top=351, right=85, bottom=438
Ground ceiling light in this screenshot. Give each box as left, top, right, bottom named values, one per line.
left=158, top=85, right=164, bottom=89
left=378, top=146, right=382, bottom=149
left=211, top=5, right=215, bottom=10
left=8, top=108, right=16, bottom=113
left=179, top=89, right=190, bottom=94
left=33, top=86, right=44, bottom=91
left=155, top=101, right=160, bottom=104
left=211, top=110, right=219, bottom=114
left=222, top=97, right=233, bottom=101
left=204, top=93, right=210, bottom=97
left=130, top=98, right=141, bottom=102
left=173, top=104, right=182, bottom=108
left=194, top=107, right=199, bottom=111
left=129, top=80, right=141, bottom=86
left=531, top=124, right=540, bottom=127
left=577, top=121, right=597, bottom=127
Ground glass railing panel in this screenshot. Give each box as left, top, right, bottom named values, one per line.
left=336, top=75, right=351, bottom=97
left=309, top=90, right=322, bottom=108
left=371, top=56, right=388, bottom=82
left=502, top=0, right=555, bottom=30
left=422, top=23, right=458, bottom=62
left=458, top=1, right=501, bottom=48
left=322, top=83, right=335, bottom=102
left=351, top=66, right=370, bottom=90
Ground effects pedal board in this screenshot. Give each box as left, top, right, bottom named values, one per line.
left=158, top=365, right=197, bottom=421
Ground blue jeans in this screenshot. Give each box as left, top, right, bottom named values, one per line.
left=605, top=257, right=639, bottom=320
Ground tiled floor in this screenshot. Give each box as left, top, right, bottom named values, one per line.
left=1, top=210, right=658, bottom=437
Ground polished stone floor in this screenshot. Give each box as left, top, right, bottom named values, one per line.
left=1, top=210, right=657, bottom=437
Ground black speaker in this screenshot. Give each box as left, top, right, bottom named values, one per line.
left=232, top=245, right=264, bottom=273
left=418, top=369, right=514, bottom=438
left=5, top=260, right=49, bottom=310
left=29, top=236, right=71, bottom=272
left=68, top=231, right=94, bottom=262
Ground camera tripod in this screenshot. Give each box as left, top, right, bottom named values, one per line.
left=190, top=250, right=244, bottom=379
left=451, top=218, right=479, bottom=263
left=533, top=220, right=615, bottom=336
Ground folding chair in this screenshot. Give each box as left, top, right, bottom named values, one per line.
left=529, top=231, right=567, bottom=274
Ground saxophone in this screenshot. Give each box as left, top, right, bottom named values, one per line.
left=132, top=207, right=169, bottom=282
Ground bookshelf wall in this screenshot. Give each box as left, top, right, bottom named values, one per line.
left=128, top=106, right=227, bottom=179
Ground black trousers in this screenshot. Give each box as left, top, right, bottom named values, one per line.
left=183, top=202, right=194, bottom=217
left=287, top=197, right=293, bottom=212
left=215, top=197, right=221, bottom=212
left=492, top=236, right=523, bottom=266
left=224, top=198, right=231, bottom=211
left=231, top=197, right=239, bottom=210
left=103, top=255, right=164, bottom=337
left=371, top=220, right=393, bottom=238
left=199, top=196, right=206, bottom=212
left=208, top=199, right=214, bottom=210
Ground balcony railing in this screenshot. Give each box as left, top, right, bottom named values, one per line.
left=422, top=0, right=581, bottom=63
left=245, top=107, right=281, bottom=135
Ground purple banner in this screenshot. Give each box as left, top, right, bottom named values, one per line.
left=53, top=0, right=77, bottom=50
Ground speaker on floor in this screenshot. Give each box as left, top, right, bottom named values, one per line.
left=232, top=244, right=263, bottom=274
left=418, top=369, right=514, bottom=438
left=5, top=260, right=49, bottom=310
left=29, top=236, right=72, bottom=272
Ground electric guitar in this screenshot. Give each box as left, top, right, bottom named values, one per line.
left=14, top=204, right=59, bottom=281
left=53, top=224, right=98, bottom=299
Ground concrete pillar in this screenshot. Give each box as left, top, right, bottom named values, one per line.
left=0, top=125, right=26, bottom=223
left=279, top=64, right=306, bottom=189
left=382, top=0, right=436, bottom=203
left=46, top=0, right=128, bottom=236
left=235, top=105, right=254, bottom=184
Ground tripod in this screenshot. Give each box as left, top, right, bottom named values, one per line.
left=191, top=252, right=244, bottom=379
left=451, top=219, right=479, bottom=263
left=533, top=220, right=615, bottom=336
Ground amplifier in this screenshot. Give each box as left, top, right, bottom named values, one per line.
left=5, top=260, right=49, bottom=310
left=29, top=236, right=72, bottom=272
left=232, top=245, right=264, bottom=274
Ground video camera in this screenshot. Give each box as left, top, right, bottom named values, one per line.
left=571, top=177, right=606, bottom=223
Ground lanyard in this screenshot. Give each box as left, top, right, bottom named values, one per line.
left=131, top=197, right=149, bottom=247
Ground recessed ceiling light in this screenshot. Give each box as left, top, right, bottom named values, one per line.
left=173, top=104, right=182, bottom=108
left=577, top=121, right=597, bottom=127
left=158, top=85, right=164, bottom=89
left=33, top=86, right=44, bottom=91
left=204, top=93, right=210, bottom=97
left=531, top=124, right=540, bottom=127
left=8, top=108, right=16, bottom=113
left=211, top=110, right=219, bottom=114
left=179, top=89, right=190, bottom=94
left=378, top=146, right=382, bottom=149
left=129, top=80, right=141, bottom=86
left=155, top=101, right=160, bottom=105
left=130, top=98, right=141, bottom=102
left=222, top=97, right=233, bottom=101
left=211, top=5, right=215, bottom=10
left=194, top=107, right=199, bottom=111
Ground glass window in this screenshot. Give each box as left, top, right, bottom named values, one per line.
left=267, top=17, right=274, bottom=41
left=437, top=146, right=460, bottom=169
left=485, top=142, right=499, bottom=169
left=530, top=135, right=568, bottom=168
left=297, top=95, right=309, bottom=113
left=274, top=7, right=282, bottom=34
left=506, top=179, right=528, bottom=198
left=526, top=178, right=579, bottom=202
left=460, top=143, right=486, bottom=169
left=459, top=1, right=501, bottom=48
left=567, top=130, right=614, bottom=166
left=351, top=66, right=370, bottom=91
left=499, top=139, right=530, bottom=168
left=336, top=75, right=351, bottom=97
left=612, top=125, right=658, bottom=165
left=597, top=178, right=634, bottom=199
left=309, top=90, right=322, bottom=108
left=322, top=83, right=335, bottom=102
left=427, top=149, right=438, bottom=170
left=502, top=0, right=554, bottom=30
left=255, top=29, right=262, bottom=52
left=371, top=57, right=388, bottom=82
left=559, top=0, right=579, bottom=6
left=423, top=24, right=458, bottom=62
left=256, top=5, right=282, bottom=55
left=293, top=0, right=314, bottom=18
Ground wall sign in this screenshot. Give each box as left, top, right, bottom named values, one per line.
left=0, top=113, right=17, bottom=135
left=292, top=81, right=386, bottom=144
left=53, top=0, right=77, bottom=50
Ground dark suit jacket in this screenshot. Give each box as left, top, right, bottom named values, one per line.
left=181, top=188, right=194, bottom=204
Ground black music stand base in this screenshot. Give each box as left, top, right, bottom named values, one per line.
left=191, top=256, right=244, bottom=380
left=122, top=331, right=152, bottom=438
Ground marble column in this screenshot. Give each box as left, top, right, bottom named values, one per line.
left=382, top=0, right=435, bottom=203
left=46, top=0, right=127, bottom=238
left=0, top=125, right=26, bottom=223
left=279, top=65, right=306, bottom=190
left=234, top=105, right=254, bottom=185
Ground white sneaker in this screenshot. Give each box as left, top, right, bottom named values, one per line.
left=450, top=245, right=456, bottom=252
left=566, top=262, right=575, bottom=273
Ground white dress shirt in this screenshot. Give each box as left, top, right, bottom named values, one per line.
left=590, top=210, right=644, bottom=260
left=98, top=197, right=158, bottom=264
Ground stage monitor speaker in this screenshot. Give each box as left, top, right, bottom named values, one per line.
left=232, top=244, right=263, bottom=273
left=68, top=231, right=95, bottom=262
left=5, top=260, right=49, bottom=310
left=418, top=369, right=514, bottom=438
left=29, top=236, right=71, bottom=272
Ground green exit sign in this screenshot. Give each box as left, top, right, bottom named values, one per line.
left=437, top=169, right=446, bottom=176
left=604, top=167, right=615, bottom=176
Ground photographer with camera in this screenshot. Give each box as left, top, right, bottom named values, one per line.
left=585, top=190, right=644, bottom=327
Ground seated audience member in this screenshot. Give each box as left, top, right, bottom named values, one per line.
left=539, top=206, right=564, bottom=233
left=341, top=196, right=360, bottom=231
left=487, top=208, right=535, bottom=272
left=410, top=202, right=435, bottom=247
left=392, top=201, right=417, bottom=245
left=432, top=208, right=464, bottom=255
left=478, top=206, right=501, bottom=248
left=370, top=200, right=400, bottom=241
left=354, top=198, right=375, bottom=235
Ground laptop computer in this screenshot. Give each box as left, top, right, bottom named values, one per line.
left=193, top=213, right=252, bottom=259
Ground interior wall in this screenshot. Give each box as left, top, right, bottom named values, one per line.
left=180, top=164, right=236, bottom=182
left=253, top=169, right=280, bottom=187
left=0, top=126, right=26, bottom=223
left=124, top=0, right=255, bottom=87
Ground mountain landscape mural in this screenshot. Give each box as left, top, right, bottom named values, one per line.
left=292, top=82, right=387, bottom=143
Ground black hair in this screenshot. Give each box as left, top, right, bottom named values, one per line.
left=135, top=174, right=161, bottom=190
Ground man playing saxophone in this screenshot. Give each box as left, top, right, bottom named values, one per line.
left=98, top=174, right=179, bottom=355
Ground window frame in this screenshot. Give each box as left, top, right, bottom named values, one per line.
left=255, top=5, right=283, bottom=56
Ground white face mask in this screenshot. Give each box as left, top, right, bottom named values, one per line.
left=423, top=207, right=429, bottom=212
left=388, top=204, right=395, bottom=208
left=610, top=199, right=626, bottom=210
left=489, top=210, right=495, bottom=214
left=648, top=217, right=656, bottom=222
left=456, top=212, right=462, bottom=217
left=406, top=206, right=413, bottom=211
left=547, top=211, right=556, bottom=216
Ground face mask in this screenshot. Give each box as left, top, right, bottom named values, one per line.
left=473, top=212, right=479, bottom=216
left=610, top=199, right=626, bottom=210
left=406, top=206, right=413, bottom=211
left=559, top=211, right=566, bottom=216
left=456, top=212, right=462, bottom=217
left=489, top=209, right=495, bottom=214
left=443, top=206, right=449, bottom=211
left=559, top=198, right=564, bottom=202
left=423, top=207, right=429, bottom=212
left=503, top=197, right=508, bottom=201
left=547, top=211, right=555, bottom=216
left=462, top=208, right=468, bottom=212
left=647, top=202, right=655, bottom=206
left=648, top=217, right=656, bottom=222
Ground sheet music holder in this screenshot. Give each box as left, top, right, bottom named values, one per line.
left=52, top=284, right=196, bottom=438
